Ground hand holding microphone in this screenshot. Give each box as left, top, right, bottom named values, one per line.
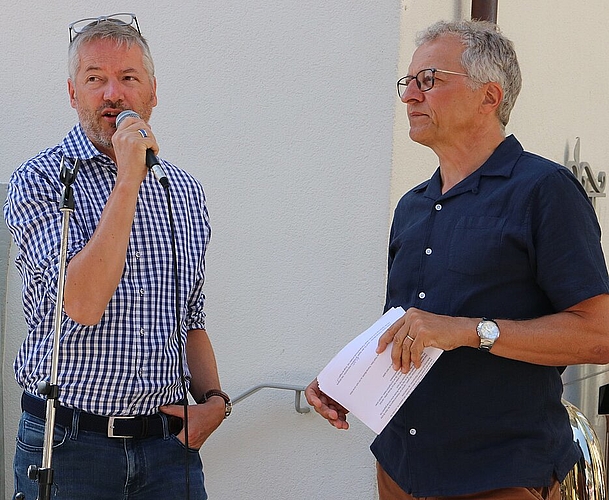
left=115, top=110, right=169, bottom=187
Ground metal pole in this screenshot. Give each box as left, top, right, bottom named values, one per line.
left=471, top=0, right=498, bottom=23
left=20, top=157, right=80, bottom=500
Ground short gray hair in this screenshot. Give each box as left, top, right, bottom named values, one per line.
left=68, top=21, right=155, bottom=82
left=416, top=20, right=522, bottom=128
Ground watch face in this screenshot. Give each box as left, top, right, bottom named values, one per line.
left=479, top=321, right=499, bottom=340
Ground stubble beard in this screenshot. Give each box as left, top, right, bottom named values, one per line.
left=77, top=95, right=155, bottom=153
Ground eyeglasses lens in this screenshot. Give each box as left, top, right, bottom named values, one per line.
left=418, top=70, right=435, bottom=91
left=397, top=78, right=411, bottom=98
left=397, top=69, right=437, bottom=98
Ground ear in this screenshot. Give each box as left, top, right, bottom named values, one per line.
left=480, top=81, right=503, bottom=115
left=151, top=76, right=158, bottom=108
left=68, top=79, right=77, bottom=109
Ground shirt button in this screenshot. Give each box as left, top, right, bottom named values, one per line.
left=425, top=248, right=432, bottom=255
left=140, top=328, right=145, bottom=336
left=135, top=251, right=141, bottom=259
left=435, top=203, right=442, bottom=211
left=139, top=288, right=145, bottom=296
left=418, top=292, right=426, bottom=299
left=409, top=428, right=417, bottom=435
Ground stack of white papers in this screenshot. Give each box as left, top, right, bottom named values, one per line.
left=317, top=307, right=443, bottom=434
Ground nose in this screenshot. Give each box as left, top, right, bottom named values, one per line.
left=401, top=78, right=422, bottom=104
left=103, top=78, right=125, bottom=102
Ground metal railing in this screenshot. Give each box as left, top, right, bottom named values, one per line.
left=232, top=383, right=310, bottom=414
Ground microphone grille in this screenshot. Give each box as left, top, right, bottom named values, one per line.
left=115, top=110, right=141, bottom=129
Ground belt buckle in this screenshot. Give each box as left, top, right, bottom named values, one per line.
left=107, top=416, right=136, bottom=438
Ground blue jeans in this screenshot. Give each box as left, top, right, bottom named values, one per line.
left=13, top=411, right=207, bottom=500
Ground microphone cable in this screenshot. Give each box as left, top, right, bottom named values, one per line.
left=160, top=177, right=192, bottom=500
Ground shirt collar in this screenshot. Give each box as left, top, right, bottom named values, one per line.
left=60, top=123, right=117, bottom=172
left=476, top=134, right=523, bottom=179
left=414, top=135, right=524, bottom=197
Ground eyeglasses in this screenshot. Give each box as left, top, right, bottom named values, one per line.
left=396, top=68, right=469, bottom=98
left=69, top=13, right=140, bottom=43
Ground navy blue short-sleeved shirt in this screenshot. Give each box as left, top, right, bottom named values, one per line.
left=371, top=135, right=609, bottom=497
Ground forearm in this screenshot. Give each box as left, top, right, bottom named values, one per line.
left=490, top=294, right=609, bottom=366
left=63, top=180, right=140, bottom=324
left=380, top=294, right=609, bottom=372
left=186, top=328, right=223, bottom=401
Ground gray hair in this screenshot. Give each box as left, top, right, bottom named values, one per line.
left=416, top=20, right=522, bottom=128
left=68, top=21, right=155, bottom=82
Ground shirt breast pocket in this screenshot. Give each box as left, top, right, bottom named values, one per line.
left=448, top=216, right=506, bottom=276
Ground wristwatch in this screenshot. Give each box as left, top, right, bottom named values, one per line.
left=476, top=318, right=500, bottom=352
left=198, top=389, right=232, bottom=418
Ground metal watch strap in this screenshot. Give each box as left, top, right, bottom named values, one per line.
left=477, top=317, right=499, bottom=352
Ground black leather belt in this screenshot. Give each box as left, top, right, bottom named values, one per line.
left=21, top=392, right=183, bottom=438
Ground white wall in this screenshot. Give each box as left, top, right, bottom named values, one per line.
left=5, top=0, right=609, bottom=498
left=1, top=1, right=399, bottom=499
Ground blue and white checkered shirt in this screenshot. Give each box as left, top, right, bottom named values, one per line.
left=4, top=124, right=211, bottom=416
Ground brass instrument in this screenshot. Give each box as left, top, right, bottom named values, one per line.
left=561, top=400, right=606, bottom=500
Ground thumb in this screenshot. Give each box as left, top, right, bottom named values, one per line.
left=159, top=404, right=186, bottom=418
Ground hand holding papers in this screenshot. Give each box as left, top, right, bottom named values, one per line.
left=317, top=307, right=442, bottom=434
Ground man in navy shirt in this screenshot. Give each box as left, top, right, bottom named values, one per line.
left=306, top=19, right=609, bottom=499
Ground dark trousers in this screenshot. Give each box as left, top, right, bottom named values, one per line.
left=14, top=410, right=206, bottom=500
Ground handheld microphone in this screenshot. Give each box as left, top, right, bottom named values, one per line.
left=115, top=110, right=169, bottom=187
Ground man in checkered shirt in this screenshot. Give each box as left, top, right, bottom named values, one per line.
left=5, top=14, right=229, bottom=500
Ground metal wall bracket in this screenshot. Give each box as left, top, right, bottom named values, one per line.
left=232, top=383, right=310, bottom=414
left=566, top=137, right=606, bottom=208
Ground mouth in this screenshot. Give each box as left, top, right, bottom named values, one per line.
left=101, top=108, right=123, bottom=127
left=408, top=111, right=428, bottom=120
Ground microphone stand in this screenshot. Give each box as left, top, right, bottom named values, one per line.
left=20, top=156, right=80, bottom=500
